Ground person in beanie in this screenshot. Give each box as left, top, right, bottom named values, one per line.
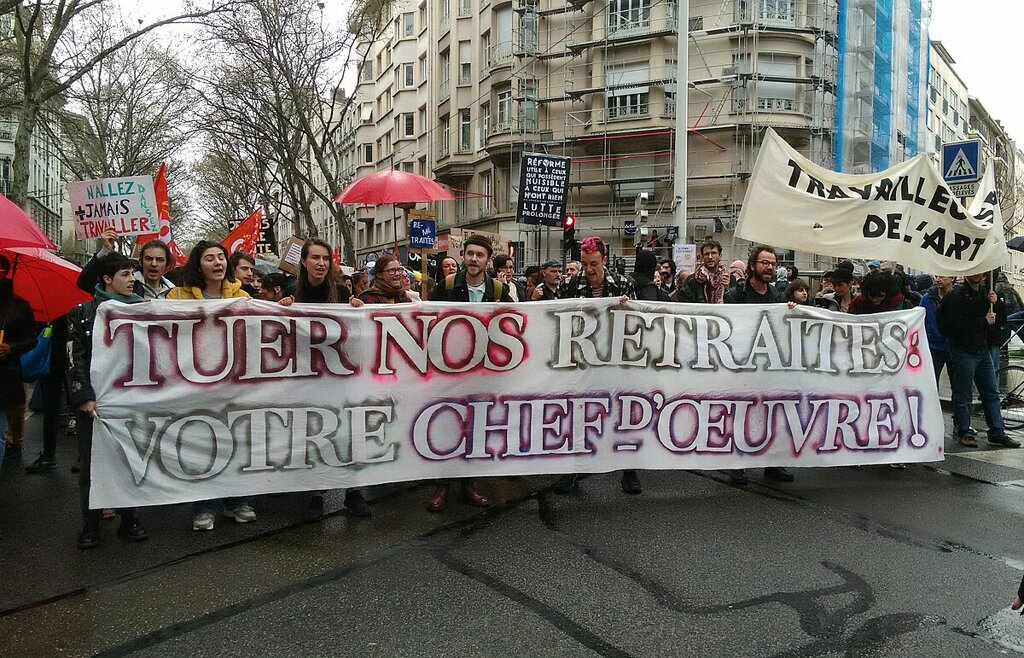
left=818, top=260, right=855, bottom=313
left=426, top=234, right=511, bottom=512
left=69, top=253, right=149, bottom=549
left=633, top=251, right=671, bottom=302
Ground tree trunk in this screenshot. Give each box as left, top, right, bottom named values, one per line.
left=10, top=101, right=38, bottom=211
left=335, top=205, right=354, bottom=265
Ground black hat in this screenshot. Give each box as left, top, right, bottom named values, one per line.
left=830, top=260, right=854, bottom=284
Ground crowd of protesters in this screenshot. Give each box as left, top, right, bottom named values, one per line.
left=1, top=227, right=1022, bottom=550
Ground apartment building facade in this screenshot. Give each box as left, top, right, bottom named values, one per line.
left=344, top=0, right=931, bottom=273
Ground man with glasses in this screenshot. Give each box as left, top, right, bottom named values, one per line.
left=724, top=245, right=795, bottom=485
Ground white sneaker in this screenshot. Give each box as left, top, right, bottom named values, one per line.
left=192, top=512, right=215, bottom=531
left=224, top=504, right=256, bottom=523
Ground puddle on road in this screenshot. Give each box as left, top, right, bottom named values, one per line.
left=978, top=608, right=1024, bottom=653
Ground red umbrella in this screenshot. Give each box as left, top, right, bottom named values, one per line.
left=0, top=194, right=57, bottom=250
left=2, top=247, right=91, bottom=321
left=334, top=170, right=455, bottom=204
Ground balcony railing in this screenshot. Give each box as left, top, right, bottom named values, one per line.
left=440, top=14, right=450, bottom=34
left=458, top=0, right=471, bottom=17
left=439, top=80, right=451, bottom=102
left=438, top=143, right=450, bottom=159
left=486, top=42, right=513, bottom=69
left=458, top=70, right=472, bottom=85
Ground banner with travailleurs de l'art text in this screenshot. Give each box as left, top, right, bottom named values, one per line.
left=736, top=128, right=1007, bottom=276
left=88, top=298, right=944, bottom=508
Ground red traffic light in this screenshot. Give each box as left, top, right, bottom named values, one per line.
left=562, top=215, right=576, bottom=229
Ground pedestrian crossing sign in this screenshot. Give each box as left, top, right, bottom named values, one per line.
left=941, top=139, right=981, bottom=184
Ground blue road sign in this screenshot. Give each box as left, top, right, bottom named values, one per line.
left=942, top=140, right=981, bottom=184
left=409, top=219, right=436, bottom=249
left=624, top=219, right=637, bottom=236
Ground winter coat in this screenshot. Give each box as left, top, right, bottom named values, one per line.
left=632, top=274, right=671, bottom=302
left=723, top=279, right=786, bottom=304
left=430, top=270, right=512, bottom=303
left=167, top=279, right=250, bottom=300
left=919, top=287, right=949, bottom=353
left=937, top=282, right=1007, bottom=353
left=0, top=287, right=36, bottom=407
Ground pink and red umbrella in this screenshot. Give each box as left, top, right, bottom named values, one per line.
left=335, top=170, right=455, bottom=205
left=2, top=247, right=90, bottom=322
left=0, top=193, right=57, bottom=250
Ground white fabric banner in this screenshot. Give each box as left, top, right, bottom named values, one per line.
left=89, top=299, right=944, bottom=508
left=735, top=128, right=1007, bottom=275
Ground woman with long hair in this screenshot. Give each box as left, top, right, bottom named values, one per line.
left=281, top=239, right=368, bottom=520
left=167, top=241, right=249, bottom=300
left=280, top=238, right=350, bottom=305
left=167, top=241, right=254, bottom=530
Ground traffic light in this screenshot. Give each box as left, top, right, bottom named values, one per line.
left=562, top=214, right=576, bottom=244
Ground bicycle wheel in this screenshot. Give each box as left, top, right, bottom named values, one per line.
left=996, top=365, right=1024, bottom=431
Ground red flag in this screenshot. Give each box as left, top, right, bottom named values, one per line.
left=223, top=208, right=263, bottom=255
left=136, top=163, right=187, bottom=265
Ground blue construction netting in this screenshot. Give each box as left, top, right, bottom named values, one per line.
left=871, top=0, right=894, bottom=171
left=905, top=0, right=924, bottom=157
left=834, top=0, right=847, bottom=171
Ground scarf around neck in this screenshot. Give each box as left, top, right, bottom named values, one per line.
left=694, top=264, right=726, bottom=304
left=94, top=283, right=144, bottom=304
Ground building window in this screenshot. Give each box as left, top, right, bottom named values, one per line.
left=458, top=41, right=472, bottom=85
left=418, top=107, right=427, bottom=135
left=440, top=114, right=451, bottom=157
left=518, top=78, right=538, bottom=130
left=402, top=12, right=414, bottom=37
left=480, top=102, right=490, bottom=139
left=459, top=109, right=471, bottom=152
left=360, top=61, right=373, bottom=82
left=609, top=0, right=650, bottom=32
left=363, top=144, right=373, bottom=163
left=0, top=156, right=10, bottom=196
left=402, top=112, right=415, bottom=137
left=481, top=171, right=492, bottom=214
left=605, top=62, right=650, bottom=119
left=403, top=62, right=414, bottom=87
left=419, top=55, right=427, bottom=81
left=497, top=90, right=512, bottom=129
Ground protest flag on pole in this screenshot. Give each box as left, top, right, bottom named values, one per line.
left=135, top=162, right=187, bottom=265
left=223, top=208, right=263, bottom=255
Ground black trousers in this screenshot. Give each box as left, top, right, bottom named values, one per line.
left=76, top=410, right=135, bottom=527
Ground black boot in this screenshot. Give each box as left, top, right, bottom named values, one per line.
left=344, top=489, right=372, bottom=518
left=117, top=515, right=149, bottom=542
left=77, top=525, right=100, bottom=550
left=764, top=467, right=794, bottom=482
left=620, top=470, right=642, bottom=494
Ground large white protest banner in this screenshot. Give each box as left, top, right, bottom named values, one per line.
left=69, top=176, right=159, bottom=240
left=735, top=129, right=1007, bottom=275
left=88, top=299, right=943, bottom=508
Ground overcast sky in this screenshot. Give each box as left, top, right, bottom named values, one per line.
left=928, top=0, right=1021, bottom=142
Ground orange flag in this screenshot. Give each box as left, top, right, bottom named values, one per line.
left=136, top=162, right=187, bottom=265
left=223, top=208, right=263, bottom=255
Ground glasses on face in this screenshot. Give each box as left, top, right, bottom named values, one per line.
left=382, top=267, right=403, bottom=275
left=756, top=260, right=778, bottom=268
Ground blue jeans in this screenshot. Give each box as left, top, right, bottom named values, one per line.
left=950, top=347, right=1007, bottom=440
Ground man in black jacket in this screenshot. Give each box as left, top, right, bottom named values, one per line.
left=724, top=245, right=795, bottom=485
left=634, top=251, right=671, bottom=302
left=937, top=271, right=1020, bottom=449
left=427, top=234, right=511, bottom=512
left=69, top=253, right=150, bottom=549
left=553, top=236, right=642, bottom=495
left=530, top=259, right=562, bottom=300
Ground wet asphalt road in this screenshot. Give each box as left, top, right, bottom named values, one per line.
left=4, top=408, right=1024, bottom=657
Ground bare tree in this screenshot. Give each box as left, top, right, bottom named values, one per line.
left=195, top=0, right=393, bottom=263
left=1, top=0, right=237, bottom=211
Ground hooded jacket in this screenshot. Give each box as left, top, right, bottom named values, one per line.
left=937, top=281, right=1007, bottom=353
